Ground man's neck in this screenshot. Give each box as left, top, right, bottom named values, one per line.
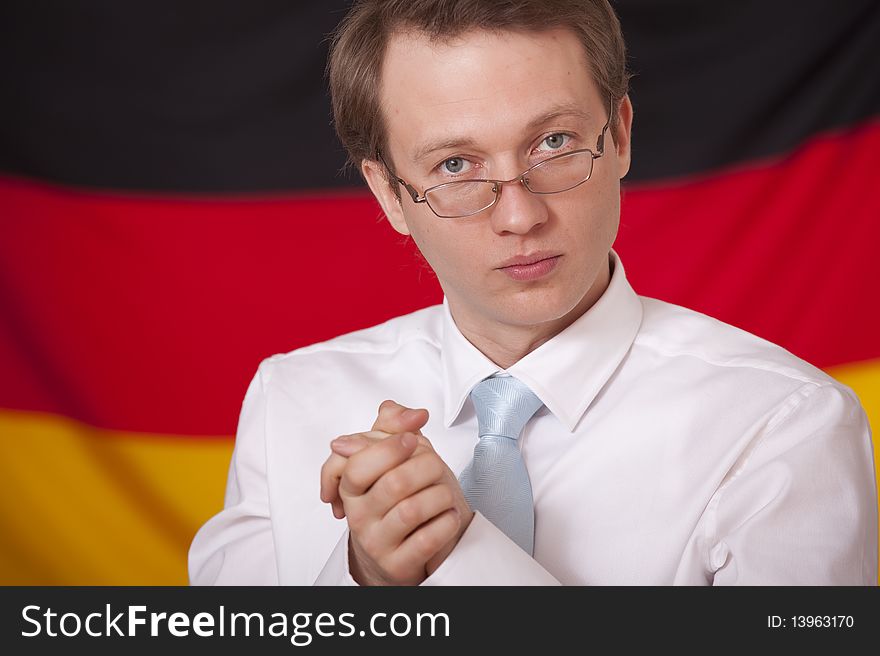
left=451, top=257, right=612, bottom=370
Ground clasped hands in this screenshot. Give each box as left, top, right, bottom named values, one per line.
left=319, top=400, right=474, bottom=585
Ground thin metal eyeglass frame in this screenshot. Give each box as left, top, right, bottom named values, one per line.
left=380, top=96, right=614, bottom=219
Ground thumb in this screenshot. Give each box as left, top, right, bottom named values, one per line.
left=329, top=432, right=374, bottom=457
left=371, top=399, right=429, bottom=435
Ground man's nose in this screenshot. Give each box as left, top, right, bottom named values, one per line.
left=488, top=178, right=549, bottom=235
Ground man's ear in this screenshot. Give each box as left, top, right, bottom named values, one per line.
left=362, top=158, right=411, bottom=236
left=614, top=94, right=633, bottom=180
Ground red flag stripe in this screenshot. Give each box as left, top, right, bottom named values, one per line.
left=0, top=186, right=440, bottom=435
left=617, top=117, right=880, bottom=370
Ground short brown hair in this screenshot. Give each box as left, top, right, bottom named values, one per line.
left=327, top=0, right=630, bottom=178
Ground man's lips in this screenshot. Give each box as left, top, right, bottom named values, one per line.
left=495, top=251, right=562, bottom=269
left=496, top=253, right=562, bottom=282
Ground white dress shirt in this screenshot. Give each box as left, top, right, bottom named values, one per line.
left=189, top=250, right=877, bottom=585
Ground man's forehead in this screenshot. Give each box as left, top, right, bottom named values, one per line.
left=378, top=27, right=601, bottom=162
left=384, top=24, right=588, bottom=60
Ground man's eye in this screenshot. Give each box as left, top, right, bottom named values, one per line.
left=441, top=158, right=468, bottom=174
left=539, top=133, right=570, bottom=151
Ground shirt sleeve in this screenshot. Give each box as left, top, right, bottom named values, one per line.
left=422, top=512, right=562, bottom=585
left=188, top=363, right=279, bottom=585
left=708, top=382, right=878, bottom=585
left=313, top=530, right=358, bottom=586
left=315, top=514, right=561, bottom=586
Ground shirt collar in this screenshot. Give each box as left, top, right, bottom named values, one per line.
left=440, top=249, right=643, bottom=432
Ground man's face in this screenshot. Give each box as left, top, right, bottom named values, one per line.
left=363, top=27, right=632, bottom=338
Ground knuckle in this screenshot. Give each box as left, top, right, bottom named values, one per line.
left=426, top=455, right=446, bottom=479
left=414, top=437, right=433, bottom=454
left=413, top=528, right=442, bottom=558
left=395, top=498, right=422, bottom=527
left=320, top=456, right=340, bottom=479
left=437, top=485, right=455, bottom=509
left=382, top=470, right=410, bottom=500
left=342, top=468, right=368, bottom=492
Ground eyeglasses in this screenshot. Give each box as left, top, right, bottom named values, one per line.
left=381, top=96, right=613, bottom=219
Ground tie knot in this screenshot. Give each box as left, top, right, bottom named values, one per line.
left=470, top=374, right=543, bottom=440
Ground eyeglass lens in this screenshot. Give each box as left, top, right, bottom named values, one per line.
left=425, top=149, right=595, bottom=218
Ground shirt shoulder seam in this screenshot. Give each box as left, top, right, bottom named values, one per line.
left=261, top=324, right=442, bottom=365
left=633, top=338, right=826, bottom=387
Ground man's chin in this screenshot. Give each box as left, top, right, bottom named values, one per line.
left=491, top=293, right=585, bottom=328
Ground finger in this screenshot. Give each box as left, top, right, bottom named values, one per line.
left=321, top=433, right=382, bottom=518
left=332, top=432, right=433, bottom=461
left=369, top=451, right=448, bottom=517
left=322, top=431, right=409, bottom=519
left=321, top=434, right=371, bottom=498
left=339, top=432, right=420, bottom=497
left=330, top=431, right=386, bottom=457
left=324, top=430, right=439, bottom=507
left=387, top=508, right=461, bottom=575
left=380, top=483, right=457, bottom=548
left=320, top=451, right=357, bottom=518
left=372, top=399, right=430, bottom=436
left=330, top=426, right=434, bottom=457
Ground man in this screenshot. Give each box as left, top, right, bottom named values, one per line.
left=189, top=0, right=877, bottom=585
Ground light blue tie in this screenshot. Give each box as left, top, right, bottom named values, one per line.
left=459, top=374, right=544, bottom=555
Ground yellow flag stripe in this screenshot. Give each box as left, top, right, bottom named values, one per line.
left=826, top=358, right=880, bottom=489
left=0, top=409, right=232, bottom=584
left=826, top=358, right=880, bottom=584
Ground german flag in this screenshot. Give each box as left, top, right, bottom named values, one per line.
left=1, top=0, right=877, bottom=584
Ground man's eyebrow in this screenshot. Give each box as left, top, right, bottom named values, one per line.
left=412, top=137, right=479, bottom=164
left=525, top=103, right=593, bottom=132
left=410, top=103, right=593, bottom=164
